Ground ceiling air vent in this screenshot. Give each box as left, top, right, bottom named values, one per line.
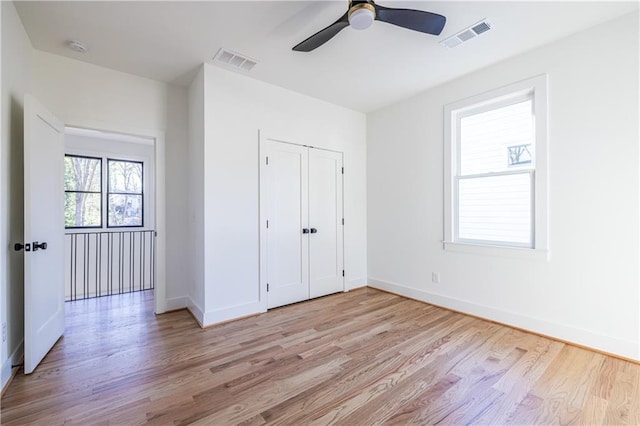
left=213, top=48, right=257, bottom=72
left=440, top=19, right=492, bottom=48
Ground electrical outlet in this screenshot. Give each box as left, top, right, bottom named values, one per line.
left=2, top=323, right=6, bottom=342
left=431, top=272, right=440, bottom=284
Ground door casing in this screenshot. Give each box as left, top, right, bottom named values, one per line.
left=62, top=120, right=167, bottom=315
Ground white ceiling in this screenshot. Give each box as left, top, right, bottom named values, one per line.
left=14, top=1, right=639, bottom=112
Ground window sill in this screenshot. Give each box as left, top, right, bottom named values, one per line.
left=443, top=241, right=550, bottom=261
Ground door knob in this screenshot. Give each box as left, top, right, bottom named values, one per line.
left=310, top=228, right=318, bottom=234
left=302, top=228, right=309, bottom=234
left=32, top=241, right=47, bottom=251
left=14, top=243, right=31, bottom=252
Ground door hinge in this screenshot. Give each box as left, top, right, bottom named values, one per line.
left=342, top=218, right=344, bottom=225
left=267, top=283, right=269, bottom=292
left=266, top=220, right=269, bottom=229
left=341, top=167, right=344, bottom=174
left=342, top=270, right=345, bottom=277
left=266, top=156, right=269, bottom=165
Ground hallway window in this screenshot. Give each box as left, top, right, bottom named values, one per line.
left=108, top=159, right=143, bottom=227
left=64, top=155, right=102, bottom=228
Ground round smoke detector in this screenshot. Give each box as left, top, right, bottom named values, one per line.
left=67, top=40, right=88, bottom=53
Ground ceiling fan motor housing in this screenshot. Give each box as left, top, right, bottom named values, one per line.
left=348, top=1, right=376, bottom=30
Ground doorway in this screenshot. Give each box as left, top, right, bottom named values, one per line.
left=260, top=137, right=344, bottom=309
left=63, top=127, right=158, bottom=309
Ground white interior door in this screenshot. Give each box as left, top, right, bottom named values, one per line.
left=308, top=148, right=344, bottom=298
left=264, top=140, right=309, bottom=309
left=23, top=95, right=65, bottom=374
left=261, top=138, right=344, bottom=309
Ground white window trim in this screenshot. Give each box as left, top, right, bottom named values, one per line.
left=443, top=74, right=549, bottom=260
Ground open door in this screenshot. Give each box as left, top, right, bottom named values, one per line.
left=22, top=95, right=65, bottom=374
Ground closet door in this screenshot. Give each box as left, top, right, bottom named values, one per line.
left=308, top=148, right=344, bottom=298
left=264, top=140, right=309, bottom=309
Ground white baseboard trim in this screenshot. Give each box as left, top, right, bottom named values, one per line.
left=1, top=340, right=24, bottom=394
left=203, top=300, right=265, bottom=328
left=346, top=277, right=367, bottom=291
left=186, top=297, right=205, bottom=328
left=165, top=296, right=188, bottom=312
left=368, top=278, right=639, bottom=361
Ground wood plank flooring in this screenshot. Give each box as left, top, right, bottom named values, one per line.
left=1, top=288, right=639, bottom=425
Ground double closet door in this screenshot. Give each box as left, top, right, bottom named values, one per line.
left=262, top=139, right=344, bottom=309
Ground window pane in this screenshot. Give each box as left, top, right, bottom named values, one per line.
left=458, top=173, right=532, bottom=246
left=109, top=160, right=142, bottom=193
left=460, top=100, right=533, bottom=175
left=65, top=192, right=101, bottom=227
left=64, top=156, right=101, bottom=191
left=108, top=194, right=142, bottom=227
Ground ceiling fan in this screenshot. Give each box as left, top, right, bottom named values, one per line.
left=292, top=0, right=446, bottom=52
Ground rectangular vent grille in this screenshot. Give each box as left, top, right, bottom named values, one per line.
left=440, top=19, right=492, bottom=49
left=213, top=48, right=257, bottom=72
left=472, top=22, right=491, bottom=35
left=457, top=29, right=476, bottom=42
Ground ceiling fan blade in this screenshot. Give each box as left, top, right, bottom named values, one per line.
left=292, top=12, right=349, bottom=52
left=374, top=5, right=446, bottom=35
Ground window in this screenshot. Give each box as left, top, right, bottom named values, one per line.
left=444, top=75, right=548, bottom=255
left=64, top=155, right=102, bottom=228
left=64, top=155, right=145, bottom=229
left=108, top=159, right=143, bottom=227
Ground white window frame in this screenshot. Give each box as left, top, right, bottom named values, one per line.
left=443, top=75, right=549, bottom=260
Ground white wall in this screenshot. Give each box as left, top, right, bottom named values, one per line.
left=186, top=68, right=205, bottom=321
left=194, top=64, right=367, bottom=325
left=32, top=51, right=168, bottom=132
left=31, top=51, right=190, bottom=310
left=164, top=85, right=189, bottom=305
left=367, top=12, right=639, bottom=360
left=1, top=0, right=32, bottom=389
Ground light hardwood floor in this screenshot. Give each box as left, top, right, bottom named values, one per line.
left=1, top=288, right=639, bottom=425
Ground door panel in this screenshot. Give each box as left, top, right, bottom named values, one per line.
left=265, top=141, right=309, bottom=308
left=308, top=149, right=344, bottom=298
left=24, top=95, right=65, bottom=374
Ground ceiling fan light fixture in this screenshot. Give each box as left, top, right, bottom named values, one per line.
left=348, top=3, right=375, bottom=30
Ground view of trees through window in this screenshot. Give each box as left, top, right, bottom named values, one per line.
left=108, top=160, right=143, bottom=227
left=64, top=155, right=102, bottom=228
left=64, top=155, right=143, bottom=228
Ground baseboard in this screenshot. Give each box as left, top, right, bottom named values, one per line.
left=346, top=277, right=367, bottom=290
left=367, top=278, right=639, bottom=361
left=186, top=297, right=205, bottom=328
left=165, top=296, right=188, bottom=312
left=1, top=340, right=24, bottom=396
left=202, top=300, right=265, bottom=328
